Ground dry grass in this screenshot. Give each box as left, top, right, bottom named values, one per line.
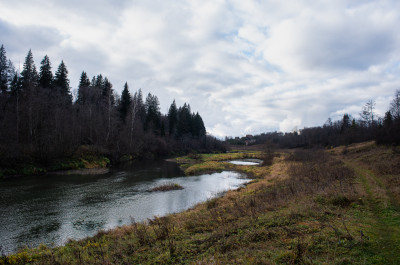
left=149, top=183, right=184, bottom=192
left=177, top=150, right=273, bottom=178
left=2, top=143, right=400, bottom=264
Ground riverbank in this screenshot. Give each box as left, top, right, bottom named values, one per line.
left=0, top=152, right=110, bottom=179
left=172, top=149, right=269, bottom=177
left=2, top=142, right=400, bottom=264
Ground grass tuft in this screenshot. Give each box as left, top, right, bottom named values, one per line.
left=149, top=183, right=184, bottom=192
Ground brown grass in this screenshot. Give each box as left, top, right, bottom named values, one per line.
left=3, top=142, right=400, bottom=264
left=149, top=183, right=184, bottom=192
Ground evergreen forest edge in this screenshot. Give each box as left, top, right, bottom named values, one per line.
left=0, top=45, right=226, bottom=177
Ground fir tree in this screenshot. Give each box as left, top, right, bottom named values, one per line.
left=144, top=93, right=161, bottom=133
left=0, top=44, right=8, bottom=93
left=341, top=114, right=351, bottom=133
left=10, top=72, right=22, bottom=96
left=39, top=55, right=53, bottom=89
left=95, top=74, right=104, bottom=88
left=168, top=100, right=178, bottom=136
left=383, top=111, right=393, bottom=129
left=54, top=60, right=71, bottom=103
left=119, top=82, right=131, bottom=123
left=21, top=49, right=38, bottom=89
left=90, top=76, right=96, bottom=87
left=192, top=112, right=206, bottom=137
left=176, top=103, right=192, bottom=138
left=77, top=71, right=90, bottom=104
left=102, top=77, right=114, bottom=106
left=79, top=71, right=90, bottom=88
left=136, top=88, right=146, bottom=122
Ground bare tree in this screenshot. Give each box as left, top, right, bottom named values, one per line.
left=359, top=99, right=376, bottom=127
left=390, top=89, right=400, bottom=120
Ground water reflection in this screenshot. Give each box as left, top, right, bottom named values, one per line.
left=229, top=159, right=263, bottom=165
left=0, top=160, right=249, bottom=254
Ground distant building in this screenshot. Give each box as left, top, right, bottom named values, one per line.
left=244, top=135, right=256, bottom=146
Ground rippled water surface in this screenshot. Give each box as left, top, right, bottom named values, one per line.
left=0, top=160, right=249, bottom=254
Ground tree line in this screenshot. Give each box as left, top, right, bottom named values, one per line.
left=0, top=45, right=226, bottom=169
left=248, top=91, right=400, bottom=148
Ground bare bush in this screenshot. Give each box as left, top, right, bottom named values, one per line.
left=130, top=218, right=154, bottom=246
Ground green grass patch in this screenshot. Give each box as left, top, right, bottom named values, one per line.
left=175, top=151, right=267, bottom=177
left=0, top=164, right=47, bottom=178
left=175, top=151, right=262, bottom=164
left=49, top=155, right=110, bottom=172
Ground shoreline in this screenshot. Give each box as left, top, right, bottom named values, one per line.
left=49, top=167, right=110, bottom=175
left=3, top=142, right=398, bottom=263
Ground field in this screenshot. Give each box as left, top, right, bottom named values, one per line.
left=2, top=142, right=400, bottom=264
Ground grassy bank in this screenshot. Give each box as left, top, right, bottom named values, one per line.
left=0, top=146, right=110, bottom=178
left=173, top=150, right=269, bottom=177
left=1, top=142, right=400, bottom=264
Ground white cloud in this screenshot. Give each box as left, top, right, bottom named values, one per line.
left=1, top=0, right=400, bottom=137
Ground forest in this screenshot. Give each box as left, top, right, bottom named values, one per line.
left=0, top=44, right=226, bottom=174
left=228, top=91, right=400, bottom=149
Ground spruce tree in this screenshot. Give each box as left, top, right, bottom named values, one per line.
left=10, top=72, right=22, bottom=96
left=144, top=93, right=161, bottom=133
left=90, top=76, right=96, bottom=87
left=341, top=114, right=351, bottom=133
left=21, top=49, right=38, bottom=89
left=193, top=112, right=206, bottom=137
left=168, top=100, right=178, bottom=136
left=102, top=77, right=114, bottom=106
left=136, top=88, right=146, bottom=122
left=39, top=55, right=53, bottom=89
left=95, top=74, right=104, bottom=88
left=77, top=71, right=90, bottom=104
left=383, top=111, right=393, bottom=129
left=79, top=71, right=90, bottom=88
left=119, top=82, right=131, bottom=123
left=0, top=44, right=8, bottom=93
left=176, top=103, right=192, bottom=138
left=54, top=60, right=71, bottom=103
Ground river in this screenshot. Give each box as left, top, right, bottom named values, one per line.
left=0, top=160, right=249, bottom=254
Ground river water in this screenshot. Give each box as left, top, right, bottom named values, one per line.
left=0, top=160, right=249, bottom=254
left=229, top=159, right=263, bottom=166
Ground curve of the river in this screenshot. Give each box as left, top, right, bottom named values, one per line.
left=0, top=160, right=249, bottom=254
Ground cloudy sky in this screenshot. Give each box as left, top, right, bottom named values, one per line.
left=1, top=0, right=399, bottom=137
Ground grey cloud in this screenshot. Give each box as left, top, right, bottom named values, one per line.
left=303, top=25, right=396, bottom=71
left=0, top=19, right=63, bottom=57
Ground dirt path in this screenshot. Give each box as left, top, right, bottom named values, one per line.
left=344, top=160, right=400, bottom=264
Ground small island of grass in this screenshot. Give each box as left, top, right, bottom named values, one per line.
left=149, top=183, right=184, bottom=192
